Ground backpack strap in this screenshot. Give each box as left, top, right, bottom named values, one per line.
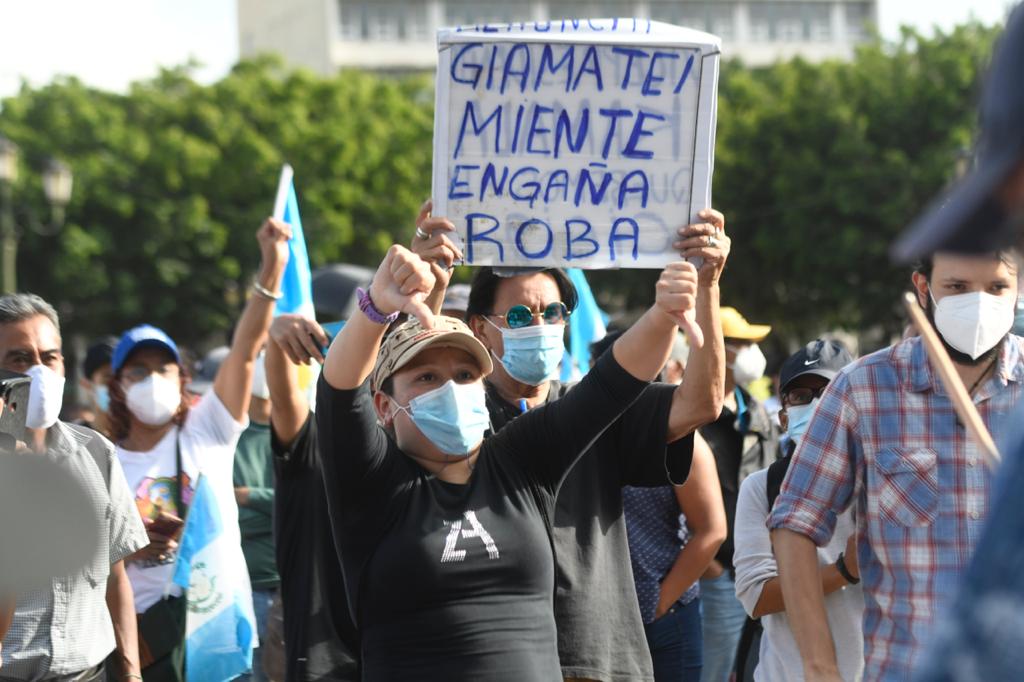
left=765, top=453, right=792, bottom=512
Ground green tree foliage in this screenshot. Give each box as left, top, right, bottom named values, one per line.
left=0, top=57, right=434, bottom=345
left=0, top=24, right=1003, bottom=349
left=714, top=23, right=1001, bottom=345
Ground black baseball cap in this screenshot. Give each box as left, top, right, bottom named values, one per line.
left=82, top=336, right=119, bottom=378
left=779, top=339, right=854, bottom=394
left=892, top=4, right=1024, bottom=261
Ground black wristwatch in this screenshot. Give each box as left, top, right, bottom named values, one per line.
left=835, top=552, right=860, bottom=585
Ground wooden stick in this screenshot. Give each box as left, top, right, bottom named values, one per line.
left=902, top=292, right=1001, bottom=468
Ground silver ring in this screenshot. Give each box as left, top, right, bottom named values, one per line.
left=415, top=227, right=430, bottom=240
left=707, top=236, right=718, bottom=248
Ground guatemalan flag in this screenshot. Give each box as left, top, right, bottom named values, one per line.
left=172, top=475, right=257, bottom=681
left=272, top=163, right=315, bottom=318
left=562, top=268, right=608, bottom=381
left=272, top=164, right=321, bottom=402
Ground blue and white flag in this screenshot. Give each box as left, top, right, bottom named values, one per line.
left=172, top=474, right=256, bottom=682
left=562, top=268, right=608, bottom=381
left=272, top=164, right=315, bottom=318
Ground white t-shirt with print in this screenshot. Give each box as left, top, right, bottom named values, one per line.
left=117, top=390, right=249, bottom=613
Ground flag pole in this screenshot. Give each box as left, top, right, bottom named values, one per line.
left=902, top=292, right=1001, bottom=469
left=273, top=164, right=294, bottom=221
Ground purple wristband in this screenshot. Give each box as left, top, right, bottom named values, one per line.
left=357, top=287, right=399, bottom=325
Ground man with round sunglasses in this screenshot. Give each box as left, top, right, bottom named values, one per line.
left=733, top=339, right=863, bottom=682
left=411, top=201, right=731, bottom=682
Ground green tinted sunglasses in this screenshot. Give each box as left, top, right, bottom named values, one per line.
left=488, top=302, right=570, bottom=329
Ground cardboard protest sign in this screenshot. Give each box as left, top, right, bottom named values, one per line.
left=432, top=19, right=721, bottom=269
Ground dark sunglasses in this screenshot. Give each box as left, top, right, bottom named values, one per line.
left=782, top=386, right=827, bottom=407
left=488, top=302, right=570, bottom=329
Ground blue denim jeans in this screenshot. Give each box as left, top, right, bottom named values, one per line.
left=700, top=573, right=747, bottom=682
left=644, top=597, right=703, bottom=682
left=238, top=587, right=276, bottom=682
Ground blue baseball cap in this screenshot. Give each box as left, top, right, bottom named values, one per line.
left=112, top=325, right=181, bottom=372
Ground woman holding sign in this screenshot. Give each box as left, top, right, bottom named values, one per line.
left=414, top=202, right=730, bottom=680
left=317, top=243, right=706, bottom=681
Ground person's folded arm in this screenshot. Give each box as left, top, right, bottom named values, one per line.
left=655, top=433, right=726, bottom=617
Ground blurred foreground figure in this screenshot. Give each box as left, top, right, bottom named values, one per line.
left=0, top=293, right=148, bottom=681
left=891, top=5, right=1024, bottom=680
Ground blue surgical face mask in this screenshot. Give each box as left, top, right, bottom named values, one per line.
left=785, top=398, right=819, bottom=449
left=396, top=380, right=490, bottom=456
left=486, top=318, right=565, bottom=386
left=94, top=384, right=110, bottom=413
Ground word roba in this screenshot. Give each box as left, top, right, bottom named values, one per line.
left=464, top=212, right=667, bottom=264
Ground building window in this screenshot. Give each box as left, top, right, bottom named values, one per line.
left=748, top=3, right=774, bottom=41
left=846, top=2, right=873, bottom=41
left=648, top=1, right=739, bottom=35
left=444, top=0, right=536, bottom=28
left=549, top=1, right=636, bottom=21
left=338, top=1, right=430, bottom=41
left=807, top=3, right=832, bottom=42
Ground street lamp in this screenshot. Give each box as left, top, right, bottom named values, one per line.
left=39, top=159, right=73, bottom=235
left=0, top=134, right=73, bottom=292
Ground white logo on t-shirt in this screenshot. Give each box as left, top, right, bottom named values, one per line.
left=440, top=510, right=500, bottom=563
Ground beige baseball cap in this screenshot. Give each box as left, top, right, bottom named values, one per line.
left=371, top=315, right=493, bottom=392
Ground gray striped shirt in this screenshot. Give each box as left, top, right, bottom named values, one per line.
left=1, top=422, right=148, bottom=681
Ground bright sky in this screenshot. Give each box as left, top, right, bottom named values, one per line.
left=0, top=0, right=1018, bottom=98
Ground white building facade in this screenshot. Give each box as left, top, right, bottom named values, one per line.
left=239, top=0, right=878, bottom=72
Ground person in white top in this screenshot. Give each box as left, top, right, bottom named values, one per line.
left=733, top=339, right=864, bottom=682
left=109, top=217, right=292, bottom=681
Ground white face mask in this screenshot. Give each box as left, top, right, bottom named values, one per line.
left=729, top=343, right=767, bottom=386
left=125, top=374, right=182, bottom=426
left=931, top=289, right=1016, bottom=360
left=251, top=353, right=270, bottom=400
left=25, top=364, right=65, bottom=430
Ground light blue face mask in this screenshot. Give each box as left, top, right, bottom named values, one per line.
left=486, top=318, right=565, bottom=386
left=94, top=385, right=110, bottom=413
left=396, top=380, right=490, bottom=456
left=785, top=398, right=819, bottom=449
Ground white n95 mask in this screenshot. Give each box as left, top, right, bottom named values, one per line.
left=25, top=364, right=65, bottom=430
left=932, top=290, right=1015, bottom=360
left=126, top=375, right=182, bottom=426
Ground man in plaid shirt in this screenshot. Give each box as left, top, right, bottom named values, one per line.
left=769, top=249, right=1022, bottom=681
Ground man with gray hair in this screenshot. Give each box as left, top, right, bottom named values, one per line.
left=0, top=293, right=148, bottom=681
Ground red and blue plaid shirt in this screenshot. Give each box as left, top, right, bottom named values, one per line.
left=769, top=335, right=1024, bottom=680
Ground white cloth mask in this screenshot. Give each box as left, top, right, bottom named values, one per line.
left=931, top=289, right=1015, bottom=360
left=728, top=343, right=767, bottom=386
left=25, top=364, right=65, bottom=430
left=126, top=374, right=182, bottom=426
left=251, top=352, right=270, bottom=400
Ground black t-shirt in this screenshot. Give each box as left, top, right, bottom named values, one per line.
left=315, top=350, right=650, bottom=681
left=486, top=381, right=694, bottom=681
left=272, top=415, right=359, bottom=681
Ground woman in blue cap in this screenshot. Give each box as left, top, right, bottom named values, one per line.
left=108, top=218, right=290, bottom=681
